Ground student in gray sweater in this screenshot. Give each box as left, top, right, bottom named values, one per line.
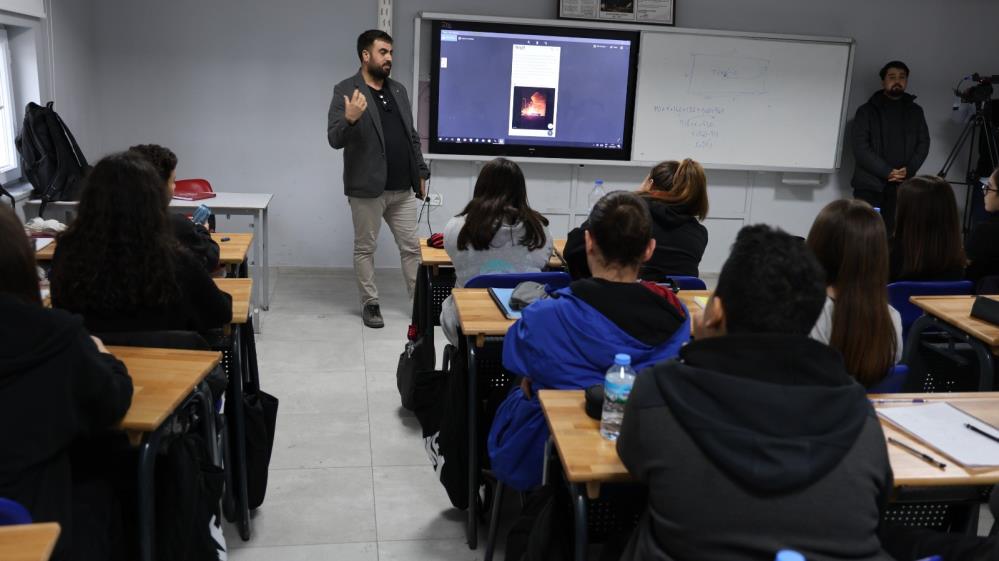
left=440, top=158, right=552, bottom=345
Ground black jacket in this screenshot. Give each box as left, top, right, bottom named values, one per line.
left=169, top=214, right=219, bottom=273
left=0, top=295, right=132, bottom=561
left=563, top=198, right=707, bottom=280
left=617, top=334, right=894, bottom=561
left=851, top=91, right=930, bottom=193
left=52, top=246, right=232, bottom=334
left=966, top=213, right=999, bottom=283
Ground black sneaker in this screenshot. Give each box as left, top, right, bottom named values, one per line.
left=362, top=303, right=384, bottom=328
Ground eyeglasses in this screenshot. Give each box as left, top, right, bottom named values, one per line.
left=982, top=183, right=998, bottom=195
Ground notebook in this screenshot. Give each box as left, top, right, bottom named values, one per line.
left=877, top=402, right=999, bottom=467
left=488, top=287, right=522, bottom=320
left=172, top=192, right=216, bottom=201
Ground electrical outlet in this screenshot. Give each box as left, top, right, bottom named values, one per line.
left=428, top=193, right=443, bottom=206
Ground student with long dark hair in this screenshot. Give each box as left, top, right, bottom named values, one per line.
left=890, top=176, right=966, bottom=281
left=563, top=158, right=709, bottom=280
left=50, top=152, right=232, bottom=333
left=488, top=191, right=690, bottom=491
left=128, top=143, right=220, bottom=273
left=0, top=207, right=132, bottom=561
left=807, top=200, right=902, bottom=387
left=439, top=158, right=552, bottom=345
left=966, top=167, right=999, bottom=286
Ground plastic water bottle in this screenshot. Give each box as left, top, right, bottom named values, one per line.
left=775, top=550, right=806, bottom=561
left=588, top=179, right=606, bottom=212
left=600, top=353, right=636, bottom=440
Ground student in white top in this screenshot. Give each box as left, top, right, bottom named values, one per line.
left=807, top=199, right=903, bottom=388
left=439, top=158, right=553, bottom=345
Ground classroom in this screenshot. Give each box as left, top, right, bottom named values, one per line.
left=3, top=0, right=999, bottom=560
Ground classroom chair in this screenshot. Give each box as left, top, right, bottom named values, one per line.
left=888, top=281, right=974, bottom=341
left=174, top=178, right=214, bottom=195
left=666, top=275, right=707, bottom=290
left=0, top=497, right=32, bottom=525
left=464, top=271, right=572, bottom=290
left=867, top=364, right=909, bottom=394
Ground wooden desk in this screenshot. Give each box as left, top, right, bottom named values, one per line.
left=906, top=295, right=999, bottom=389
left=215, top=278, right=252, bottom=324
left=540, top=389, right=999, bottom=495
left=419, top=237, right=567, bottom=269
left=453, top=288, right=709, bottom=347
left=34, top=232, right=251, bottom=265
left=111, top=346, right=220, bottom=437
left=0, top=523, right=61, bottom=561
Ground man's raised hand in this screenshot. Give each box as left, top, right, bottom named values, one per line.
left=344, top=89, right=368, bottom=124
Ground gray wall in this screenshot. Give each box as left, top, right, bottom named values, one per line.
left=54, top=1, right=999, bottom=270
left=49, top=0, right=99, bottom=160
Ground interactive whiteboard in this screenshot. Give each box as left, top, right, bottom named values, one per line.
left=633, top=31, right=853, bottom=171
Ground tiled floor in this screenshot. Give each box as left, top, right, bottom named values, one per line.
left=225, top=267, right=489, bottom=560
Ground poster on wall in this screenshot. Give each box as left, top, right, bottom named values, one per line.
left=558, top=0, right=674, bottom=25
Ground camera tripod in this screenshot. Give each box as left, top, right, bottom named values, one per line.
left=939, top=100, right=999, bottom=236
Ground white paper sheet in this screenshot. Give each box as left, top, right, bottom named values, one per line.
left=878, top=402, right=999, bottom=467
left=34, top=238, right=53, bottom=251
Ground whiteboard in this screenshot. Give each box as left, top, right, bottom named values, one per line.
left=633, top=32, right=853, bottom=171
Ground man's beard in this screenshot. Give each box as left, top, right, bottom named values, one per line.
left=368, top=60, right=390, bottom=79
left=888, top=85, right=904, bottom=97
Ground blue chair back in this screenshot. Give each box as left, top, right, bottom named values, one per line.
left=668, top=276, right=708, bottom=290
left=465, top=272, right=572, bottom=290
left=0, top=498, right=32, bottom=525
left=887, top=281, right=974, bottom=340
left=867, top=364, right=909, bottom=394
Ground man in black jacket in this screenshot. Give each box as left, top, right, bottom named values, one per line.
left=851, top=60, right=930, bottom=233
left=617, top=225, right=897, bottom=561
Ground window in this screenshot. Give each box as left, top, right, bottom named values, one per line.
left=0, top=28, right=18, bottom=175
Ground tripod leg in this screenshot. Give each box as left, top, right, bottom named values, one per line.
left=940, top=115, right=979, bottom=178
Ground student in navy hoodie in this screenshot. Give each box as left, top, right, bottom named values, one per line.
left=488, top=191, right=690, bottom=491
left=0, top=206, right=133, bottom=561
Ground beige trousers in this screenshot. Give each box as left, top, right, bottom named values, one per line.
left=348, top=190, right=420, bottom=305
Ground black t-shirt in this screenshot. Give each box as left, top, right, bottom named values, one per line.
left=369, top=85, right=413, bottom=191
left=882, top=97, right=908, bottom=168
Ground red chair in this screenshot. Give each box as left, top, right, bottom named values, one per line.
left=175, top=178, right=214, bottom=196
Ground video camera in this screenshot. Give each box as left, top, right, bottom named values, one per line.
left=957, top=73, right=999, bottom=105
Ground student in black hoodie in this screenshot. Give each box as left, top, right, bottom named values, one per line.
left=0, top=206, right=133, bottom=561
left=129, top=143, right=221, bottom=274
left=50, top=152, right=232, bottom=334
left=564, top=158, right=708, bottom=280
left=617, top=224, right=896, bottom=561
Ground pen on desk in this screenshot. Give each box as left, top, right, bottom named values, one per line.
left=220, top=236, right=231, bottom=242
left=887, top=437, right=947, bottom=469
left=964, top=423, right=999, bottom=444
left=870, top=398, right=926, bottom=404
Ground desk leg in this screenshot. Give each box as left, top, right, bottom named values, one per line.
left=466, top=337, right=479, bottom=550
left=138, top=427, right=165, bottom=561
left=260, top=207, right=269, bottom=312
left=542, top=437, right=554, bottom=486
left=243, top=315, right=262, bottom=389
left=228, top=324, right=252, bottom=540
left=196, top=381, right=222, bottom=467
left=570, top=483, right=588, bottom=561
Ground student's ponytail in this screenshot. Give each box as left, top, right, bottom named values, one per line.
left=643, top=158, right=709, bottom=221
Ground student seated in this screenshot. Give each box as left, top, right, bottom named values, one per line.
left=440, top=158, right=553, bottom=345
left=965, top=167, right=999, bottom=286
left=807, top=199, right=902, bottom=387
left=128, top=143, right=220, bottom=273
left=489, top=191, right=690, bottom=491
left=50, top=152, right=232, bottom=334
left=564, top=158, right=709, bottom=280
left=889, top=175, right=966, bottom=281
left=0, top=207, right=133, bottom=561
left=617, top=225, right=895, bottom=561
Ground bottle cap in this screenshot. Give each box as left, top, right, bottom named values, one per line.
left=614, top=353, right=631, bottom=366
left=775, top=550, right=806, bottom=561
left=595, top=179, right=604, bottom=185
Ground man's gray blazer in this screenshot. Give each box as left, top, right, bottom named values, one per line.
left=328, top=71, right=429, bottom=198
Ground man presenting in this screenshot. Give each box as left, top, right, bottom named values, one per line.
left=328, top=29, right=428, bottom=328
left=851, top=60, right=930, bottom=232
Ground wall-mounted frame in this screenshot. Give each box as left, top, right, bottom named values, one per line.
left=558, top=0, right=674, bottom=26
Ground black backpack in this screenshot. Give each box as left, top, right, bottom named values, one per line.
left=16, top=101, right=89, bottom=216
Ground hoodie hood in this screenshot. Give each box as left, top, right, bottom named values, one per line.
left=0, top=294, right=80, bottom=375
left=644, top=197, right=699, bottom=230
left=868, top=90, right=917, bottom=106
left=651, top=333, right=870, bottom=492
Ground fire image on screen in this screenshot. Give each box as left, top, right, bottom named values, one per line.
left=512, top=87, right=556, bottom=131
left=431, top=22, right=638, bottom=160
